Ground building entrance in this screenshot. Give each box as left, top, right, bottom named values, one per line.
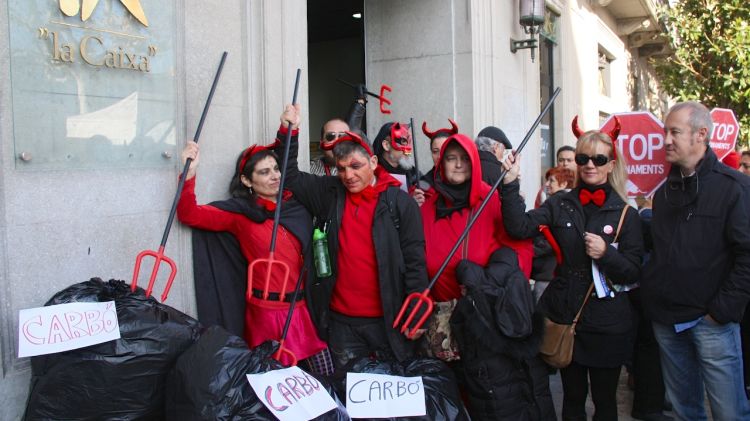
left=307, top=0, right=365, bottom=159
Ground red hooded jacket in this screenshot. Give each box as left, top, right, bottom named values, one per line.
left=421, top=134, right=533, bottom=302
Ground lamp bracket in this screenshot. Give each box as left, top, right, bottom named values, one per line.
left=510, top=37, right=538, bottom=53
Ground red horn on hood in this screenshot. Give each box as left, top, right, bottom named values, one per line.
left=421, top=118, right=459, bottom=140
left=571, top=115, right=585, bottom=139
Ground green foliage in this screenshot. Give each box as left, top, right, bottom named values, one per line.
left=654, top=0, right=750, bottom=146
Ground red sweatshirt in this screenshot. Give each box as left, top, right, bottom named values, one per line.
left=330, top=167, right=401, bottom=317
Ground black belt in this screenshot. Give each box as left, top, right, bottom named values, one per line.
left=251, top=289, right=304, bottom=303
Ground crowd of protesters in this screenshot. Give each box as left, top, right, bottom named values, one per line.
left=177, top=96, right=750, bottom=421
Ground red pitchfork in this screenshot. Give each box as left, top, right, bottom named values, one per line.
left=272, top=267, right=306, bottom=366
left=246, top=69, right=302, bottom=305
left=334, top=79, right=393, bottom=115
left=393, top=87, right=562, bottom=338
left=131, top=52, right=228, bottom=301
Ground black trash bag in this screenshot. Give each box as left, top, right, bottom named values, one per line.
left=331, top=357, right=471, bottom=421
left=24, top=278, right=202, bottom=421
left=165, top=326, right=349, bottom=421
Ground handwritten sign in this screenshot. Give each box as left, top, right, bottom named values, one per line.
left=246, top=366, right=337, bottom=421
left=18, top=301, right=120, bottom=358
left=346, top=372, right=426, bottom=418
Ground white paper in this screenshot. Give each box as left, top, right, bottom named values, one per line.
left=592, top=242, right=618, bottom=298
left=246, top=366, right=337, bottom=421
left=591, top=261, right=614, bottom=298
left=391, top=173, right=409, bottom=192
left=18, top=301, right=120, bottom=358
left=346, top=372, right=426, bottom=419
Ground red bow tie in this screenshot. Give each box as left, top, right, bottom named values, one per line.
left=579, top=189, right=606, bottom=206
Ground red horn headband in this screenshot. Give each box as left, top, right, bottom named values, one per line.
left=319, top=130, right=373, bottom=156
left=238, top=139, right=280, bottom=178
left=571, top=115, right=622, bottom=160
left=422, top=118, right=459, bottom=140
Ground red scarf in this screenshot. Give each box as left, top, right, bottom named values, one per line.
left=346, top=167, right=400, bottom=206
left=255, top=190, right=293, bottom=212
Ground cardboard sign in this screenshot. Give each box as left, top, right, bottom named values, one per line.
left=346, top=372, right=426, bottom=419
left=18, top=301, right=120, bottom=358
left=246, top=366, right=337, bottom=421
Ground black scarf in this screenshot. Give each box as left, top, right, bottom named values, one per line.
left=434, top=173, right=471, bottom=219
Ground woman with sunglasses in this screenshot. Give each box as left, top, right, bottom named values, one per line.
left=501, top=118, right=644, bottom=421
left=176, top=113, right=331, bottom=375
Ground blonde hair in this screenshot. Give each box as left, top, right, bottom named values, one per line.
left=575, top=131, right=628, bottom=202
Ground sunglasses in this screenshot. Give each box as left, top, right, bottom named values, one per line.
left=575, top=153, right=610, bottom=167
left=323, top=131, right=347, bottom=142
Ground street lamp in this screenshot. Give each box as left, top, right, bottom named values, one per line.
left=510, top=0, right=545, bottom=62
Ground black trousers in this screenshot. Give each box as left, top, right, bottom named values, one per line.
left=742, top=305, right=750, bottom=394
left=560, top=361, right=621, bottom=421
left=327, top=311, right=393, bottom=370
left=629, top=288, right=666, bottom=415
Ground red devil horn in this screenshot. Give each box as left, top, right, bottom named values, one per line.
left=607, top=116, right=622, bottom=160
left=607, top=116, right=622, bottom=143
left=448, top=119, right=459, bottom=135
left=422, top=121, right=437, bottom=139
left=571, top=115, right=585, bottom=139
left=422, top=119, right=459, bottom=140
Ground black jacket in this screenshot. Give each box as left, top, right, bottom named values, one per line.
left=642, top=147, right=750, bottom=325
left=478, top=150, right=503, bottom=187
left=501, top=180, right=643, bottom=366
left=451, top=248, right=555, bottom=421
left=278, top=129, right=429, bottom=362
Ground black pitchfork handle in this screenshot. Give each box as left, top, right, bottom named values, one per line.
left=269, top=69, right=302, bottom=252
left=163, top=51, right=228, bottom=249
left=410, top=117, right=421, bottom=184
left=336, top=78, right=380, bottom=99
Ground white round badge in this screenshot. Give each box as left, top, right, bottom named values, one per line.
left=603, top=225, right=614, bottom=235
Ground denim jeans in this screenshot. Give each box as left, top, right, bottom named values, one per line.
left=653, top=317, right=750, bottom=421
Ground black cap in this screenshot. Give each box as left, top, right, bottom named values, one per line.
left=477, top=126, right=512, bottom=150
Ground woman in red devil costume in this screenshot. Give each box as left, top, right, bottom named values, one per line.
left=420, top=133, right=549, bottom=419
left=176, top=114, right=330, bottom=375
left=501, top=117, right=644, bottom=421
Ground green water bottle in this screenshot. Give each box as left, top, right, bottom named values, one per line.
left=313, top=228, right=332, bottom=277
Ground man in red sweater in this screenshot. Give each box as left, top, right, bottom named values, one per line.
left=279, top=105, right=429, bottom=370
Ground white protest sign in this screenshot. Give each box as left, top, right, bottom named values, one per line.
left=346, top=372, right=426, bottom=418
left=246, top=366, right=337, bottom=421
left=18, top=301, right=120, bottom=358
